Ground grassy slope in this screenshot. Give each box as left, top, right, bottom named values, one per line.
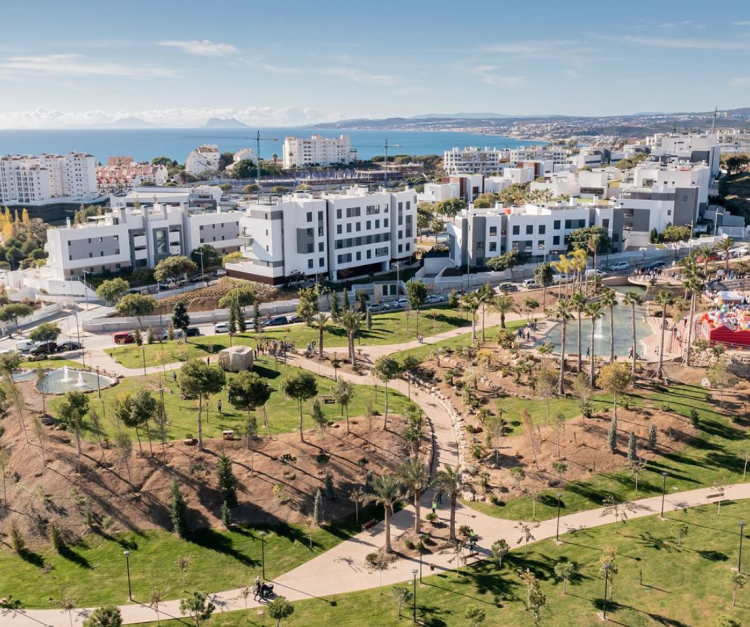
left=106, top=306, right=469, bottom=370
left=131, top=501, right=750, bottom=627
left=719, top=171, right=750, bottom=224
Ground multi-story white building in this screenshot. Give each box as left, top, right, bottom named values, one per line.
left=282, top=135, right=357, bottom=168
left=443, top=147, right=504, bottom=175
left=0, top=152, right=98, bottom=204
left=44, top=187, right=241, bottom=279
left=185, top=144, right=221, bottom=175
left=647, top=133, right=721, bottom=177
left=227, top=186, right=416, bottom=284
left=96, top=157, right=169, bottom=191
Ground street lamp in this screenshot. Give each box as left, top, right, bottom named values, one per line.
left=412, top=569, right=418, bottom=623
left=260, top=531, right=267, bottom=580
left=141, top=345, right=147, bottom=377
left=195, top=249, right=207, bottom=286
left=602, top=562, right=610, bottom=620
left=123, top=550, right=132, bottom=601
left=714, top=211, right=725, bottom=237
left=740, top=520, right=747, bottom=573
left=660, top=472, right=668, bottom=518
left=95, top=366, right=101, bottom=399
left=556, top=493, right=563, bottom=542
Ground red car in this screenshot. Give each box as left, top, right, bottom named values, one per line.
left=113, top=332, right=135, bottom=345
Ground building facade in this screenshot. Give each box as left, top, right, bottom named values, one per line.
left=443, top=147, right=504, bottom=175
left=96, top=157, right=169, bottom=191
left=185, top=144, right=221, bottom=175
left=0, top=152, right=98, bottom=204
left=282, top=135, right=357, bottom=168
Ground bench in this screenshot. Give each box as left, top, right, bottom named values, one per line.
left=361, top=519, right=377, bottom=532
left=321, top=395, right=336, bottom=405
left=707, top=492, right=725, bottom=501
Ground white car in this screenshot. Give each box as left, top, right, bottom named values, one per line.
left=586, top=268, right=608, bottom=278
left=609, top=261, right=630, bottom=272
left=426, top=294, right=446, bottom=303
left=522, top=279, right=539, bottom=289
left=392, top=298, right=409, bottom=308
left=15, top=339, right=36, bottom=352
left=214, top=322, right=229, bottom=334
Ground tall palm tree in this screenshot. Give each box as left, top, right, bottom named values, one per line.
left=587, top=231, right=602, bottom=295
left=570, top=292, right=587, bottom=373
left=654, top=290, right=675, bottom=380
left=312, top=312, right=330, bottom=359
left=365, top=475, right=403, bottom=553
left=398, top=459, right=431, bottom=534
left=460, top=292, right=480, bottom=342
left=476, top=283, right=494, bottom=342
left=340, top=311, right=364, bottom=368
left=585, top=300, right=604, bottom=386
left=622, top=291, right=643, bottom=375
left=695, top=244, right=715, bottom=278
left=435, top=464, right=462, bottom=542
left=683, top=277, right=704, bottom=367
left=600, top=289, right=618, bottom=363
left=550, top=299, right=572, bottom=394
left=716, top=236, right=735, bottom=274
left=551, top=255, right=569, bottom=299
left=491, top=294, right=518, bottom=329
left=570, top=249, right=588, bottom=296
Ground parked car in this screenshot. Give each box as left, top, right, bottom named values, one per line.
left=286, top=314, right=302, bottom=324
left=263, top=316, right=289, bottom=327
left=214, top=322, right=229, bottom=334
left=189, top=274, right=211, bottom=283
left=367, top=303, right=390, bottom=313
left=426, top=294, right=447, bottom=303
left=185, top=327, right=201, bottom=337
left=161, top=329, right=184, bottom=340
left=393, top=298, right=409, bottom=308
left=497, top=283, right=518, bottom=293
left=610, top=261, right=630, bottom=272
left=30, top=342, right=57, bottom=356
left=522, top=279, right=539, bottom=289
left=645, top=261, right=666, bottom=271
left=586, top=268, right=608, bottom=278
left=57, top=341, right=82, bottom=352
left=15, top=339, right=36, bottom=352
left=113, top=332, right=135, bottom=345
left=552, top=274, right=568, bottom=284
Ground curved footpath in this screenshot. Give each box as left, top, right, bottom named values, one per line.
left=3, top=327, right=709, bottom=627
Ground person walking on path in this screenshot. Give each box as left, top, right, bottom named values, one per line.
left=431, top=499, right=437, bottom=515
left=217, top=399, right=222, bottom=414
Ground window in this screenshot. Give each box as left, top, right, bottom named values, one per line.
left=356, top=222, right=361, bottom=232
left=489, top=226, right=497, bottom=236
left=356, top=251, right=361, bottom=261
left=553, top=235, right=560, bottom=246
left=398, top=230, right=403, bottom=239
left=512, top=225, right=520, bottom=235
left=306, top=228, right=314, bottom=237
left=384, top=218, right=389, bottom=228
left=306, top=212, right=312, bottom=222
left=337, top=209, right=342, bottom=219
left=602, top=219, right=610, bottom=229
left=337, top=225, right=342, bottom=235
left=538, top=240, right=545, bottom=250
left=564, top=219, right=572, bottom=229
left=307, top=243, right=314, bottom=253
left=375, top=220, right=380, bottom=229
left=367, top=250, right=372, bottom=259
left=319, top=257, right=325, bottom=267
left=318, top=211, right=324, bottom=221
left=346, top=223, right=352, bottom=233
left=366, top=220, right=371, bottom=230
left=308, top=259, right=313, bottom=269
left=539, top=225, right=546, bottom=235
left=318, top=226, right=324, bottom=236
left=318, top=242, right=324, bottom=252
left=554, top=220, right=561, bottom=230
left=579, top=219, right=586, bottom=228
left=489, top=241, right=497, bottom=252
left=398, top=244, right=403, bottom=253
left=476, top=241, right=484, bottom=251
left=526, top=225, right=533, bottom=235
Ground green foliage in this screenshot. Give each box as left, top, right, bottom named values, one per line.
left=267, top=596, right=295, bottom=625
left=296, top=287, right=320, bottom=324
left=324, top=472, right=336, bottom=500
left=47, top=521, right=66, bottom=553
left=0, top=303, right=33, bottom=329
left=190, top=245, right=220, bottom=270
left=154, top=255, right=198, bottom=283
left=607, top=419, right=617, bottom=453
left=170, top=479, right=189, bottom=538
left=83, top=605, right=122, bottom=627
left=95, top=278, right=129, bottom=306
left=216, top=454, right=238, bottom=508
left=313, top=489, right=324, bottom=526
left=566, top=225, right=612, bottom=255
left=406, top=279, right=428, bottom=311
left=115, top=294, right=156, bottom=322
left=434, top=197, right=466, bottom=218
left=172, top=302, right=191, bottom=333
left=9, top=519, right=25, bottom=553
left=220, top=501, right=232, bottom=528
left=627, top=431, right=637, bottom=463
left=647, top=423, right=658, bottom=450
left=486, top=250, right=530, bottom=271
left=227, top=371, right=272, bottom=415
left=28, top=322, right=61, bottom=344
left=179, top=591, right=215, bottom=626
left=465, top=605, right=486, bottom=626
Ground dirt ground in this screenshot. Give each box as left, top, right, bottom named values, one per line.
left=0, top=379, right=428, bottom=544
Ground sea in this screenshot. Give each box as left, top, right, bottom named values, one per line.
left=0, top=127, right=544, bottom=163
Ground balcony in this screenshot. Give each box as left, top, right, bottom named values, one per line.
left=134, top=248, right=148, bottom=261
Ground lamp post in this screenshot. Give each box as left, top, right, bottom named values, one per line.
left=740, top=520, right=747, bottom=573
left=660, top=472, right=668, bottom=518
left=141, top=346, right=147, bottom=377
left=260, top=531, right=267, bottom=580
left=195, top=249, right=206, bottom=286
left=412, top=569, right=418, bottom=624
left=602, top=563, right=610, bottom=620
left=713, top=211, right=725, bottom=237
left=123, top=550, right=132, bottom=601
left=556, top=492, right=563, bottom=542
left=95, top=365, right=101, bottom=399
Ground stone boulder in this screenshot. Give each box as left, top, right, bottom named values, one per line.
left=218, top=346, right=254, bottom=372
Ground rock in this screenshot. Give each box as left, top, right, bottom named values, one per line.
left=462, top=491, right=475, bottom=501
left=218, top=346, right=255, bottom=372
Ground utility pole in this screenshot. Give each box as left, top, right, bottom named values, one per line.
left=255, top=131, right=279, bottom=186
left=383, top=138, right=402, bottom=186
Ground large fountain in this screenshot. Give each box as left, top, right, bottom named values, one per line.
left=37, top=366, right=117, bottom=395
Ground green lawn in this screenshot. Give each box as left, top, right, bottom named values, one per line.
left=0, top=516, right=390, bottom=609
left=131, top=501, right=750, bottom=627
left=468, top=381, right=749, bottom=522
left=19, top=358, right=84, bottom=370
left=106, top=306, right=468, bottom=370
left=49, top=356, right=413, bottom=442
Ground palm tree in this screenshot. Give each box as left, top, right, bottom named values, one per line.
left=585, top=301, right=604, bottom=386
left=654, top=290, right=675, bottom=379
left=683, top=277, right=704, bottom=367
left=716, top=236, right=734, bottom=274
left=695, top=244, right=714, bottom=277
left=476, top=283, right=494, bottom=342
left=398, top=459, right=431, bottom=534
left=550, top=300, right=572, bottom=394
left=600, top=289, right=618, bottom=363
left=340, top=311, right=364, bottom=368
left=587, top=231, right=602, bottom=295
left=491, top=294, right=518, bottom=329
left=312, top=312, right=330, bottom=359
left=622, top=291, right=643, bottom=375
left=435, top=464, right=462, bottom=542
left=364, top=475, right=403, bottom=553
left=551, top=255, right=569, bottom=299
left=570, top=292, right=587, bottom=373
left=570, top=249, right=588, bottom=296
left=460, top=292, right=480, bottom=341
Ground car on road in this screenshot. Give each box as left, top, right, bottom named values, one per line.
left=610, top=261, right=630, bottom=272
left=57, top=341, right=82, bottom=352
left=522, top=279, right=539, bottom=289
left=30, top=342, right=57, bottom=356
left=286, top=314, right=302, bottom=324
left=113, top=332, right=135, bottom=345
left=15, top=339, right=36, bottom=352
left=186, top=327, right=201, bottom=337
left=586, top=268, right=608, bottom=278
left=263, top=316, right=289, bottom=327
left=214, top=322, right=229, bottom=334
left=644, top=261, right=666, bottom=271
left=497, top=283, right=518, bottom=293
left=367, top=303, right=390, bottom=313
left=426, top=294, right=446, bottom=303
left=189, top=274, right=211, bottom=283
left=392, top=298, right=409, bottom=309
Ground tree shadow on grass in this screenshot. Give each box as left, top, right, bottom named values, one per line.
left=58, top=545, right=92, bottom=569
left=697, top=549, right=729, bottom=562
left=189, top=528, right=258, bottom=568
left=18, top=548, right=45, bottom=568
left=251, top=364, right=282, bottom=381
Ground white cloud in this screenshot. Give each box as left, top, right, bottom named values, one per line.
left=320, top=67, right=399, bottom=85
left=466, top=65, right=525, bottom=86
left=156, top=40, right=239, bottom=57
left=731, top=78, right=750, bottom=86
left=612, top=35, right=750, bottom=50
left=0, top=54, right=173, bottom=78
left=733, top=21, right=750, bottom=26
left=0, top=106, right=342, bottom=129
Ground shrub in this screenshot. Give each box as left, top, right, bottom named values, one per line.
left=459, top=525, right=474, bottom=537
left=426, top=512, right=438, bottom=524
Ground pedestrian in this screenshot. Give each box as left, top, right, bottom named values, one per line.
left=437, top=490, right=442, bottom=504
left=172, top=371, right=177, bottom=382
left=586, top=346, right=590, bottom=359
left=431, top=499, right=437, bottom=515
left=217, top=399, right=222, bottom=414
left=206, top=357, right=210, bottom=365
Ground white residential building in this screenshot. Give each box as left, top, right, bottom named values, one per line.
left=0, top=152, right=98, bottom=204
left=417, top=182, right=460, bottom=203
left=282, top=135, right=357, bottom=168
left=96, top=157, right=169, bottom=191
left=443, top=147, right=505, bottom=175
left=185, top=144, right=221, bottom=175
left=647, top=133, right=721, bottom=177
left=227, top=186, right=416, bottom=284
left=43, top=187, right=240, bottom=280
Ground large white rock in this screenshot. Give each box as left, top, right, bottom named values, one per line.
left=218, top=346, right=255, bottom=372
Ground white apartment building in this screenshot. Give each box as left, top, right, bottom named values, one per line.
left=96, top=157, right=169, bottom=191
left=506, top=145, right=569, bottom=167
left=647, top=133, right=721, bottom=177
left=227, top=186, right=416, bottom=284
left=443, top=147, right=505, bottom=175
left=282, top=135, right=357, bottom=168
left=186, top=144, right=221, bottom=175
left=0, top=152, right=98, bottom=204
left=44, top=187, right=240, bottom=280
left=417, top=181, right=460, bottom=203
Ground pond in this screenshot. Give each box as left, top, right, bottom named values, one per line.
left=37, top=366, right=117, bottom=395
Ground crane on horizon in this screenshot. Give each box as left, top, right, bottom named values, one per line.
left=198, top=131, right=279, bottom=182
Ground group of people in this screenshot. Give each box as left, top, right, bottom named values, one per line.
left=632, top=266, right=664, bottom=281
left=516, top=321, right=538, bottom=342
left=257, top=339, right=293, bottom=357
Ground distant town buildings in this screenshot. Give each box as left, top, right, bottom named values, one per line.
left=185, top=144, right=221, bottom=175
left=0, top=152, right=98, bottom=205
left=443, top=147, right=504, bottom=175
left=282, top=135, right=357, bottom=168
left=96, top=156, right=169, bottom=191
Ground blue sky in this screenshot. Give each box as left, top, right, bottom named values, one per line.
left=0, top=0, right=748, bottom=128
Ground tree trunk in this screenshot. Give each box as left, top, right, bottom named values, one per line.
left=449, top=497, right=457, bottom=541
left=576, top=311, right=583, bottom=373
left=558, top=318, right=567, bottom=394
left=609, top=304, right=615, bottom=363
left=590, top=318, right=596, bottom=386
left=500, top=312, right=506, bottom=329
left=134, top=426, right=143, bottom=456
left=197, top=395, right=204, bottom=451
left=345, top=405, right=350, bottom=435
left=74, top=422, right=83, bottom=473
left=319, top=325, right=324, bottom=359
left=657, top=304, right=667, bottom=379
left=414, top=492, right=421, bottom=534
left=298, top=399, right=304, bottom=442
left=384, top=507, right=392, bottom=553
left=481, top=305, right=485, bottom=341
left=685, top=293, right=696, bottom=367
left=383, top=384, right=389, bottom=429
left=631, top=304, right=637, bottom=375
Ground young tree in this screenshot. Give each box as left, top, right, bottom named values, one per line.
left=0, top=447, right=10, bottom=507
left=491, top=539, right=510, bottom=568
left=267, top=596, right=295, bottom=627
left=629, top=458, right=648, bottom=496
left=115, top=294, right=156, bottom=329
left=654, top=290, right=675, bottom=379
left=216, top=453, right=238, bottom=508
left=600, top=496, right=636, bottom=532
left=622, top=291, right=644, bottom=375
left=598, top=362, right=631, bottom=424
left=296, top=286, right=320, bottom=325
left=281, top=372, right=318, bottom=441
left=56, top=390, right=89, bottom=472
left=491, top=294, right=518, bottom=329
left=476, top=283, right=494, bottom=341
left=170, top=479, right=189, bottom=538
left=731, top=572, right=746, bottom=607
left=313, top=488, right=325, bottom=527
left=406, top=280, right=428, bottom=336
left=172, top=302, right=191, bottom=341
left=550, top=299, right=572, bottom=393
left=177, top=359, right=226, bottom=451
left=521, top=409, right=540, bottom=469
left=435, top=464, right=462, bottom=541
left=569, top=292, right=587, bottom=373
left=154, top=255, right=197, bottom=284
left=460, top=292, right=480, bottom=342
left=399, top=458, right=430, bottom=534
left=372, top=356, right=401, bottom=428
left=391, top=585, right=413, bottom=621
left=227, top=371, right=271, bottom=428
left=83, top=605, right=123, bottom=627
left=179, top=591, right=215, bottom=627
left=32, top=415, right=48, bottom=467
left=671, top=521, right=689, bottom=547
left=647, top=423, right=658, bottom=450
left=0, top=303, right=33, bottom=334
left=96, top=278, right=129, bottom=306
left=312, top=312, right=330, bottom=359
left=518, top=567, right=547, bottom=627
left=311, top=400, right=329, bottom=451
left=331, top=379, right=354, bottom=434
left=516, top=522, right=539, bottom=556
left=554, top=561, right=578, bottom=595
left=600, top=289, right=618, bottom=363
left=585, top=300, right=604, bottom=385
left=364, top=474, right=403, bottom=553
left=340, top=311, right=364, bottom=367
left=113, top=431, right=134, bottom=491
left=28, top=322, right=61, bottom=347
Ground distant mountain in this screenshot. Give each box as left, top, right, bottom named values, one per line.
left=203, top=117, right=249, bottom=129
left=411, top=112, right=513, bottom=119
left=103, top=117, right=158, bottom=129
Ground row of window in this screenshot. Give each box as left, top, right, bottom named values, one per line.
left=334, top=233, right=391, bottom=250
left=336, top=218, right=388, bottom=234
